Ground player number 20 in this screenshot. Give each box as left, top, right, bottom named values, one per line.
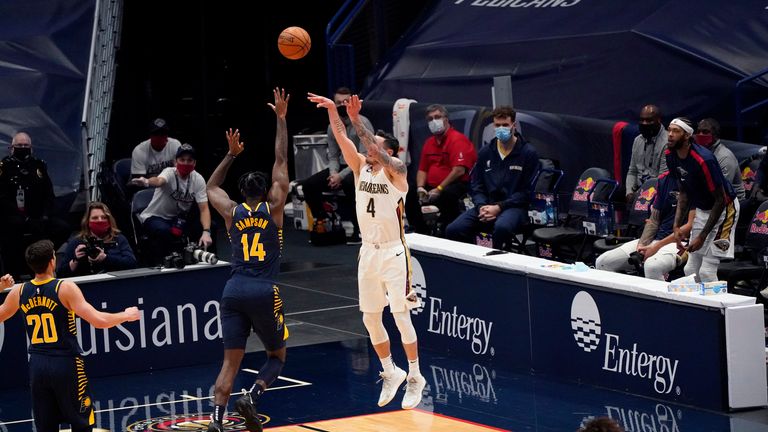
left=27, top=313, right=58, bottom=344
left=241, top=233, right=266, bottom=262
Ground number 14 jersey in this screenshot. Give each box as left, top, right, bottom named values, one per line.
left=355, top=164, right=408, bottom=245
left=229, top=202, right=282, bottom=280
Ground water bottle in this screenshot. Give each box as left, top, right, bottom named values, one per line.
left=545, top=197, right=555, bottom=226
left=597, top=208, right=608, bottom=236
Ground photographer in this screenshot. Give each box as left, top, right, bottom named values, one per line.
left=57, top=202, right=137, bottom=276
left=133, top=144, right=212, bottom=264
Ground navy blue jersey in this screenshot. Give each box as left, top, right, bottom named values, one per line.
left=18, top=279, right=80, bottom=356
left=665, top=143, right=736, bottom=210
left=652, top=172, right=678, bottom=241
left=228, top=202, right=282, bottom=280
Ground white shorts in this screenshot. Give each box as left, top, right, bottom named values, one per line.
left=690, top=200, right=739, bottom=259
left=358, top=240, right=412, bottom=313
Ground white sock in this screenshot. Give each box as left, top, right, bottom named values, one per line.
left=408, top=358, right=420, bottom=377
left=380, top=355, right=395, bottom=374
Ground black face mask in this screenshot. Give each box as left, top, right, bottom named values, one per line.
left=12, top=147, right=31, bottom=160
left=337, top=105, right=348, bottom=119
left=638, top=123, right=661, bottom=139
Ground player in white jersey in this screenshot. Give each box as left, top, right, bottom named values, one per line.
left=309, top=92, right=426, bottom=410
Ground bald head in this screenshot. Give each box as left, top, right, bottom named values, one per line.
left=640, top=105, right=661, bottom=122
left=11, top=132, right=32, bottom=148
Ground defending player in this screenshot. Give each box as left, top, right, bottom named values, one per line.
left=0, top=240, right=139, bottom=431
left=308, top=92, right=426, bottom=410
left=205, top=88, right=290, bottom=432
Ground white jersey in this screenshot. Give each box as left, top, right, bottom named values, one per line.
left=355, top=164, right=408, bottom=244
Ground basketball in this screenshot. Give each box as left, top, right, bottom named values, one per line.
left=278, top=26, right=311, bottom=60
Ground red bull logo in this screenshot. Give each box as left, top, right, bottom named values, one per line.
left=750, top=210, right=768, bottom=234
left=573, top=177, right=596, bottom=202
left=633, top=186, right=657, bottom=211
left=743, top=167, right=756, bottom=191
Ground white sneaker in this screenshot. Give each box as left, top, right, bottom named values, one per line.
left=377, top=367, right=407, bottom=407
left=401, top=374, right=426, bottom=410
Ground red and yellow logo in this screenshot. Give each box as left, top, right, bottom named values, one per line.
left=127, top=413, right=269, bottom=431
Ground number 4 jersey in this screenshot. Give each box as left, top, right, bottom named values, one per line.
left=355, top=164, right=408, bottom=244
left=229, top=202, right=282, bottom=280
left=19, top=279, right=81, bottom=356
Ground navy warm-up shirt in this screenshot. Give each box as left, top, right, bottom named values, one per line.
left=665, top=143, right=735, bottom=210
left=470, top=134, right=539, bottom=210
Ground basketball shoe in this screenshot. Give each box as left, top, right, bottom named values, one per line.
left=377, top=367, right=407, bottom=406
left=401, top=374, right=426, bottom=410
left=235, top=389, right=263, bottom=432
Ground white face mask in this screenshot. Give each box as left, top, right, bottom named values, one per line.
left=428, top=118, right=446, bottom=135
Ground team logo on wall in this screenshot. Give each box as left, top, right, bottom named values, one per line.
left=409, top=257, right=428, bottom=315
left=127, top=414, right=269, bottom=431
left=570, top=291, right=601, bottom=352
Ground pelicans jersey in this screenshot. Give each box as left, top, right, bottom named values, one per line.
left=19, top=278, right=95, bottom=429
left=355, top=164, right=415, bottom=313
left=228, top=202, right=282, bottom=281
left=222, top=201, right=288, bottom=350
left=355, top=164, right=408, bottom=244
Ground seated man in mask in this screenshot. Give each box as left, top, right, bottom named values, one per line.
left=133, top=144, right=212, bottom=264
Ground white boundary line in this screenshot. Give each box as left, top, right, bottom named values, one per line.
left=285, top=304, right=358, bottom=316
left=0, top=373, right=312, bottom=426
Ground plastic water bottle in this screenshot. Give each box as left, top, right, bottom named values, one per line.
left=597, top=208, right=608, bottom=236
left=545, top=197, right=555, bottom=226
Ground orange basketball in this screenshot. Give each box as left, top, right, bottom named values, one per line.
left=278, top=26, right=311, bottom=60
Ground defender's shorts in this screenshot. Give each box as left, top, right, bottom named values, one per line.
left=221, top=274, right=288, bottom=350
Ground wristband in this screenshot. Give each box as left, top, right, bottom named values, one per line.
left=227, top=153, right=237, bottom=159
left=203, top=229, right=211, bottom=233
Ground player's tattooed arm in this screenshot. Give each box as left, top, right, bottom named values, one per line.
left=637, top=208, right=659, bottom=246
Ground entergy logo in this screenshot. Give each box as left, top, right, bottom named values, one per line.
left=570, top=291, right=601, bottom=352
left=570, top=291, right=681, bottom=395
left=410, top=257, right=494, bottom=356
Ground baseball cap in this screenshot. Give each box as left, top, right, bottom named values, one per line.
left=150, top=118, right=169, bottom=135
left=176, top=144, right=196, bottom=159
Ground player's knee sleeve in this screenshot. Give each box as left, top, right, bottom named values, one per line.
left=362, top=312, right=389, bottom=345
left=392, top=311, right=417, bottom=345
left=257, top=356, right=285, bottom=389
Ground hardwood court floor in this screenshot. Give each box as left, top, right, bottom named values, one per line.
left=268, top=410, right=507, bottom=431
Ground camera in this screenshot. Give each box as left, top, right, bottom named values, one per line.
left=163, top=252, right=185, bottom=269
left=83, top=236, right=115, bottom=259
left=183, top=243, right=218, bottom=265
left=162, top=243, right=218, bottom=269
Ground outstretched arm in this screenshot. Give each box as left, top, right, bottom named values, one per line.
left=206, top=128, right=242, bottom=230
left=266, top=88, right=290, bottom=228
left=308, top=92, right=365, bottom=174
left=347, top=95, right=406, bottom=179
left=59, top=281, right=139, bottom=329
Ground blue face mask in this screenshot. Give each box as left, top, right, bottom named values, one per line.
left=495, top=126, right=512, bottom=143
